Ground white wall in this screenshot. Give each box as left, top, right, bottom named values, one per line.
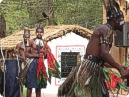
left=40, top=32, right=89, bottom=94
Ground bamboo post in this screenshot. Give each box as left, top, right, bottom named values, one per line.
left=125, top=47, right=128, bottom=62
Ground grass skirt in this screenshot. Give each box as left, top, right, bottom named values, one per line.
left=58, top=59, right=109, bottom=97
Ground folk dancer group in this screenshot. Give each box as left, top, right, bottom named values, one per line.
left=1, top=1, right=129, bottom=97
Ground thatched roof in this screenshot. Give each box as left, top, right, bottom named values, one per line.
left=0, top=25, right=93, bottom=50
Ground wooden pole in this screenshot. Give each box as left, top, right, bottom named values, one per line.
left=125, top=47, right=128, bottom=63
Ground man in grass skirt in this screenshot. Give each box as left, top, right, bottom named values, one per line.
left=58, top=1, right=128, bottom=97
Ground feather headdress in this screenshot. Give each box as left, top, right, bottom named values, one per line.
left=23, top=27, right=30, bottom=37
left=35, top=24, right=44, bottom=32
left=102, top=0, right=123, bottom=20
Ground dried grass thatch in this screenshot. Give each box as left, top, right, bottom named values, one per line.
left=0, top=25, right=93, bottom=50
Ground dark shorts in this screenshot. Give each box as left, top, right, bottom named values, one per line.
left=25, top=58, right=46, bottom=88
left=5, top=59, right=22, bottom=97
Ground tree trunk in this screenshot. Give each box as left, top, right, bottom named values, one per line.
left=0, top=14, right=6, bottom=38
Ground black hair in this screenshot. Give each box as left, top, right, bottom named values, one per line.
left=23, top=34, right=30, bottom=37
left=36, top=27, right=44, bottom=32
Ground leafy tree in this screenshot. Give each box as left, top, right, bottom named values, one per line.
left=0, top=0, right=103, bottom=35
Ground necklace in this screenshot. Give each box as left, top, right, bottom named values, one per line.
left=106, top=23, right=116, bottom=36
left=106, top=23, right=113, bottom=30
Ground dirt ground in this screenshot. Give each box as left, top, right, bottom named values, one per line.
left=32, top=93, right=57, bottom=97
left=31, top=93, right=128, bottom=97
left=0, top=93, right=128, bottom=97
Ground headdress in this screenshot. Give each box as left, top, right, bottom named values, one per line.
left=35, top=24, right=44, bottom=32
left=23, top=27, right=30, bottom=37
left=103, top=0, right=123, bottom=20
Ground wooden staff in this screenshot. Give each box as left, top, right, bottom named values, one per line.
left=16, top=54, right=22, bottom=97
left=0, top=44, right=5, bottom=97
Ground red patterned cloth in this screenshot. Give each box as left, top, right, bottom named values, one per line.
left=47, top=52, right=61, bottom=83
left=37, top=45, right=60, bottom=85
left=105, top=72, right=121, bottom=90
left=37, top=49, right=48, bottom=85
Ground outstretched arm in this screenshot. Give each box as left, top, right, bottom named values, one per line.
left=100, top=27, right=127, bottom=78
left=104, top=63, right=113, bottom=68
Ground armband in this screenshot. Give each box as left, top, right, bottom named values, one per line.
left=100, top=30, right=113, bottom=45
left=100, top=35, right=110, bottom=45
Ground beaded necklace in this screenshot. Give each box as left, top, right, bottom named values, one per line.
left=106, top=23, right=116, bottom=36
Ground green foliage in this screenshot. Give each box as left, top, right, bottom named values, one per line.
left=125, top=60, right=129, bottom=66
left=53, top=0, right=103, bottom=29
left=0, top=0, right=103, bottom=35
left=0, top=0, right=29, bottom=35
